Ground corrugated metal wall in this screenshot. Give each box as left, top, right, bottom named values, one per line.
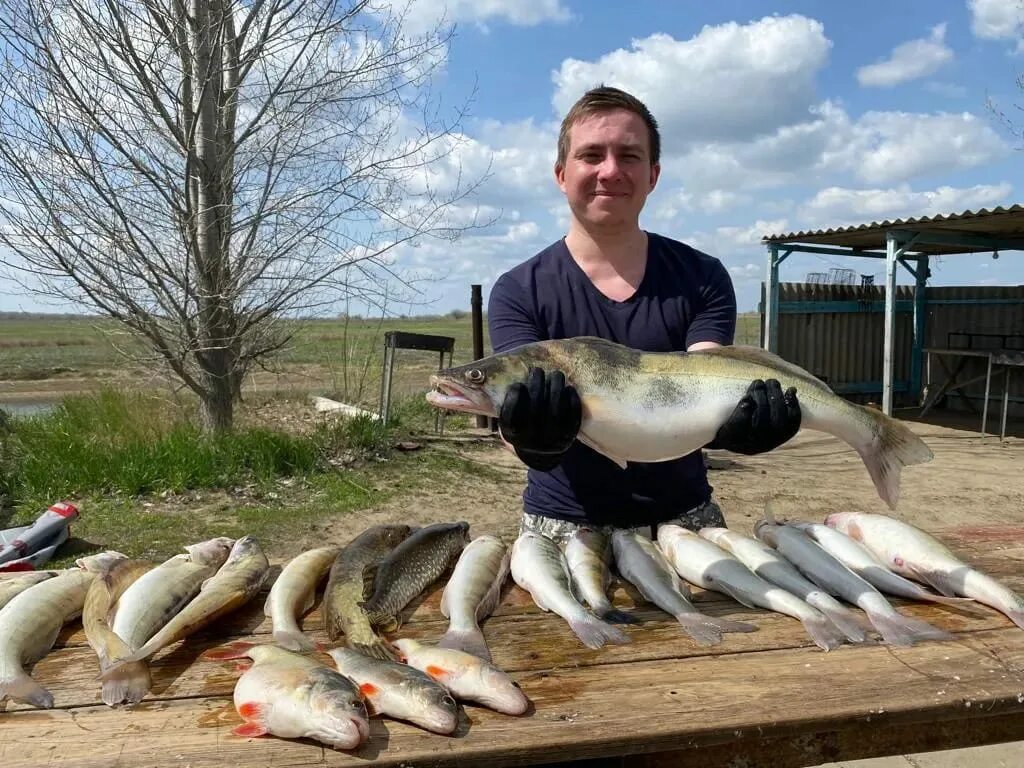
left=765, top=283, right=1024, bottom=416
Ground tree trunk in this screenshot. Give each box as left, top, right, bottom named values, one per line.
left=199, top=372, right=234, bottom=433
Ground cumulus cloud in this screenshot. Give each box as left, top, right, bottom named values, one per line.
left=398, top=0, right=571, bottom=34
left=728, top=263, right=763, bottom=281
left=856, top=24, right=953, bottom=87
left=968, top=0, right=1024, bottom=46
left=551, top=15, right=832, bottom=146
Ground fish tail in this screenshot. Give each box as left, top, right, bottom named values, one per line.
left=438, top=625, right=491, bottom=662
left=596, top=607, right=640, bottom=625
left=869, top=610, right=951, bottom=647
left=351, top=638, right=399, bottom=661
left=272, top=629, right=317, bottom=653
left=1004, top=608, right=1024, bottom=630
left=566, top=614, right=630, bottom=649
left=855, top=408, right=934, bottom=509
left=801, top=613, right=847, bottom=651
left=0, top=672, right=54, bottom=709
left=672, top=614, right=723, bottom=646
left=807, top=599, right=869, bottom=643
left=100, top=661, right=152, bottom=706
left=705, top=615, right=759, bottom=635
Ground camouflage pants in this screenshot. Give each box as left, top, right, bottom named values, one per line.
left=518, top=498, right=727, bottom=547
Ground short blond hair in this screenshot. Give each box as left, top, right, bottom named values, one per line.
left=557, top=85, right=661, bottom=167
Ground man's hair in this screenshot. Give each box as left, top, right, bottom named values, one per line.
left=556, top=85, right=661, bottom=167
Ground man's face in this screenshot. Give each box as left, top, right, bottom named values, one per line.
left=555, top=108, right=660, bottom=232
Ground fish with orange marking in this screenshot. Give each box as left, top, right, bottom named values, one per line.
left=202, top=641, right=369, bottom=750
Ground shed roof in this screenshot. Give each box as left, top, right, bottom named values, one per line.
left=762, top=204, right=1024, bottom=255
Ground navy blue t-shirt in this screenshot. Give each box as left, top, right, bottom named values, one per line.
left=487, top=232, right=737, bottom=527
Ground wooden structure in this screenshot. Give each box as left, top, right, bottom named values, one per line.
left=2, top=526, right=1023, bottom=767
left=378, top=331, right=455, bottom=430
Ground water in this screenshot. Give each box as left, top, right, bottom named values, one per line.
left=0, top=400, right=59, bottom=417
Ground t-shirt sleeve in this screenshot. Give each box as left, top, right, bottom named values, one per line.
left=685, top=258, right=737, bottom=347
left=488, top=272, right=543, bottom=354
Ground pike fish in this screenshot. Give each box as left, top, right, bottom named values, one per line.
left=658, top=525, right=846, bottom=651
left=510, top=531, right=629, bottom=649
left=202, top=641, right=369, bottom=750
left=826, top=512, right=1024, bottom=630
left=565, top=529, right=637, bottom=624
left=322, top=524, right=412, bottom=660
left=361, top=522, right=470, bottom=631
left=265, top=546, right=341, bottom=652
left=393, top=638, right=529, bottom=716
left=754, top=515, right=950, bottom=646
left=427, top=336, right=933, bottom=509
left=698, top=527, right=868, bottom=644
left=0, top=551, right=126, bottom=708
left=438, top=534, right=510, bottom=662
left=327, top=646, right=459, bottom=734
left=0, top=572, right=56, bottom=611
left=101, top=536, right=269, bottom=679
left=610, top=529, right=756, bottom=645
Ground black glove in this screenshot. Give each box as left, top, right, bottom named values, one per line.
left=499, top=367, right=582, bottom=471
left=706, top=379, right=801, bottom=455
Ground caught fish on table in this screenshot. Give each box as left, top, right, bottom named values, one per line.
left=611, top=529, right=756, bottom=645
left=327, top=646, right=459, bottom=735
left=826, top=512, right=1024, bottom=630
left=0, top=550, right=126, bottom=709
left=565, top=528, right=637, bottom=624
left=361, top=521, right=470, bottom=632
left=265, top=545, right=341, bottom=652
left=754, top=515, right=950, bottom=647
left=202, top=641, right=369, bottom=750
left=0, top=572, right=56, bottom=611
left=438, top=534, right=510, bottom=662
left=323, top=524, right=412, bottom=661
left=658, top=525, right=846, bottom=651
left=426, top=336, right=933, bottom=509
left=510, top=531, right=630, bottom=650
left=699, top=527, right=869, bottom=644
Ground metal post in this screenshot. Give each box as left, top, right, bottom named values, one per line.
left=981, top=353, right=993, bottom=438
left=910, top=255, right=929, bottom=404
left=764, top=243, right=780, bottom=352
left=379, top=334, right=396, bottom=426
left=470, top=284, right=487, bottom=428
left=1000, top=368, right=1011, bottom=441
left=882, top=233, right=899, bottom=416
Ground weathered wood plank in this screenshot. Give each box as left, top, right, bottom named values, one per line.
left=3, top=627, right=1024, bottom=768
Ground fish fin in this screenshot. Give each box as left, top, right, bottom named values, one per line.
left=438, top=626, right=491, bottom=662
left=475, top=548, right=511, bottom=622
left=810, top=602, right=869, bottom=644
left=0, top=673, right=54, bottom=709
left=868, top=610, right=951, bottom=647
left=201, top=641, right=256, bottom=661
left=904, top=566, right=961, bottom=598
left=596, top=607, right=640, bottom=625
left=1004, top=608, right=1024, bottom=630
left=801, top=613, right=847, bottom=652
left=351, top=639, right=399, bottom=661
left=272, top=629, right=317, bottom=653
left=360, top=565, right=378, bottom=601
left=672, top=614, right=723, bottom=646
left=576, top=431, right=628, bottom=469
left=100, top=661, right=152, bottom=706
left=425, top=665, right=450, bottom=681
left=232, top=722, right=268, bottom=739
left=301, top=589, right=317, bottom=615
left=853, top=407, right=934, bottom=509
left=708, top=579, right=759, bottom=610
left=566, top=614, right=630, bottom=650
left=359, top=683, right=380, bottom=699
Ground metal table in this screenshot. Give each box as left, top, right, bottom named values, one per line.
left=920, top=347, right=1024, bottom=439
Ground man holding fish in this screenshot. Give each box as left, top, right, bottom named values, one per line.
left=485, top=85, right=802, bottom=542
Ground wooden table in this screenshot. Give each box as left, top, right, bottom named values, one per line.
left=3, top=526, right=1024, bottom=768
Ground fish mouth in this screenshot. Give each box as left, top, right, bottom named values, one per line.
left=426, top=376, right=495, bottom=416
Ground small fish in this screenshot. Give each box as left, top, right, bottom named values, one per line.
left=202, top=641, right=369, bottom=750
left=754, top=515, right=950, bottom=647
left=322, top=525, right=412, bottom=660
left=0, top=572, right=56, bottom=611
left=658, top=525, right=845, bottom=651
left=438, top=534, right=510, bottom=662
left=610, top=529, right=756, bottom=646
left=699, top=527, right=868, bottom=644
left=393, top=638, right=529, bottom=716
left=327, top=646, right=459, bottom=735
left=264, top=546, right=341, bottom=652
left=362, top=522, right=470, bottom=631
left=827, top=512, right=1024, bottom=630
left=510, top=531, right=629, bottom=650
left=565, top=529, right=637, bottom=624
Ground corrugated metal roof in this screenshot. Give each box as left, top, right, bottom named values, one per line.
left=762, top=204, right=1024, bottom=255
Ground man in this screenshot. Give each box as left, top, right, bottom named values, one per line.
left=487, top=85, right=801, bottom=544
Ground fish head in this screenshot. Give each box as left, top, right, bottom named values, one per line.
left=474, top=666, right=530, bottom=716
left=426, top=344, right=554, bottom=416
left=655, top=523, right=696, bottom=551
left=390, top=638, right=422, bottom=660
left=378, top=524, right=414, bottom=548
left=307, top=670, right=371, bottom=749
left=402, top=681, right=459, bottom=735
left=824, top=513, right=862, bottom=541
left=185, top=537, right=235, bottom=568
left=696, top=527, right=729, bottom=546
left=752, top=519, right=780, bottom=547
left=76, top=550, right=129, bottom=573
left=227, top=535, right=264, bottom=562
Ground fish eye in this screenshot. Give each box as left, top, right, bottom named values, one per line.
left=466, top=368, right=485, bottom=384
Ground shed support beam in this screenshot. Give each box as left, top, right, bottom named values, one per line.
left=883, top=234, right=899, bottom=415
left=911, top=256, right=930, bottom=402
left=763, top=244, right=791, bottom=352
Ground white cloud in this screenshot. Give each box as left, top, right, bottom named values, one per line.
left=399, top=0, right=571, bottom=34
left=969, top=0, right=1024, bottom=45
left=856, top=24, right=953, bottom=87
left=551, top=15, right=832, bottom=146
left=728, top=263, right=763, bottom=281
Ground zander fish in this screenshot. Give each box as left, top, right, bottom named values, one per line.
left=426, top=336, right=933, bottom=509
left=264, top=546, right=341, bottom=652
left=438, top=534, right=510, bottom=662
left=0, top=572, right=56, bottom=611
left=826, top=512, right=1024, bottom=630
left=565, top=529, right=636, bottom=624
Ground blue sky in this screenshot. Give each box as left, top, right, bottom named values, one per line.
left=2, top=0, right=1022, bottom=315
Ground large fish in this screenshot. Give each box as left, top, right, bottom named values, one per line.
left=698, top=527, right=868, bottom=644
left=610, top=529, right=756, bottom=646
left=426, top=336, right=933, bottom=509
left=826, top=512, right=1024, bottom=630
left=265, top=545, right=341, bottom=652
left=322, top=524, right=412, bottom=660
left=100, top=536, right=269, bottom=679
left=657, top=525, right=846, bottom=651
left=0, top=572, right=56, bottom=611
left=565, top=529, right=636, bottom=624
left=438, top=534, right=510, bottom=662
left=754, top=516, right=950, bottom=646
left=202, top=641, right=369, bottom=750
left=510, top=531, right=629, bottom=650
left=361, top=522, right=470, bottom=631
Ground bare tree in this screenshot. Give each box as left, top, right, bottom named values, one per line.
left=0, top=0, right=485, bottom=431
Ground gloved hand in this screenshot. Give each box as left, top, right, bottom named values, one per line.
left=499, top=367, right=582, bottom=471
left=706, top=379, right=801, bottom=455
